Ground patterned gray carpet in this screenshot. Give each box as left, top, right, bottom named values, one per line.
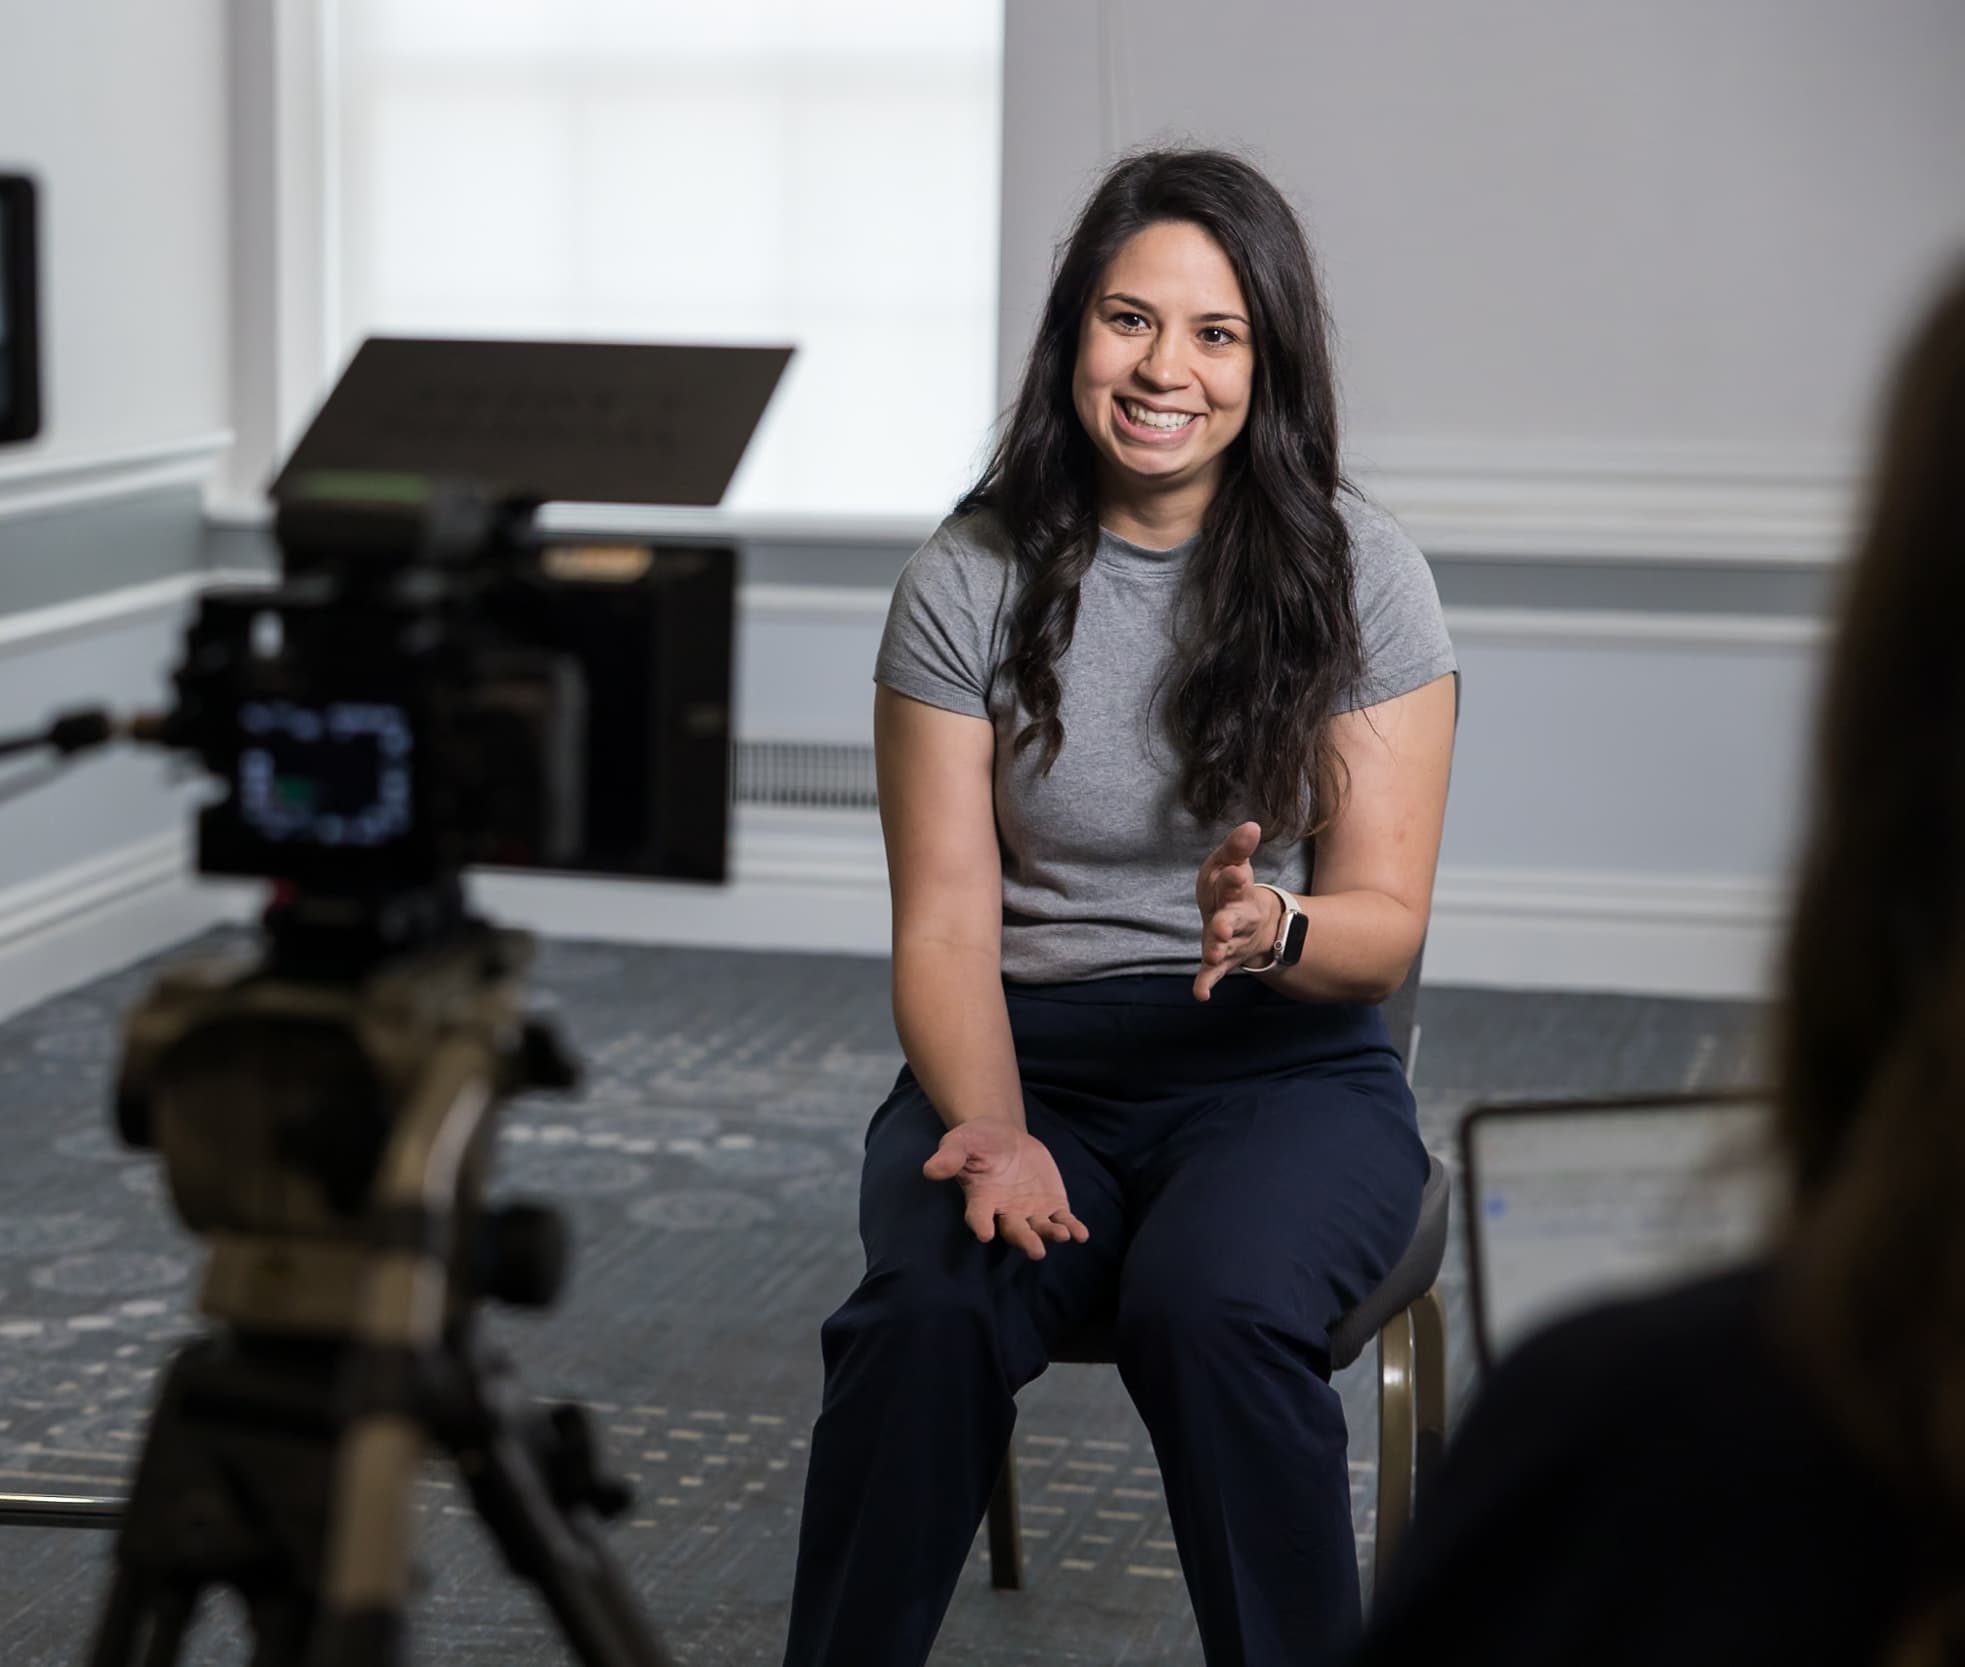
left=0, top=933, right=1766, bottom=1665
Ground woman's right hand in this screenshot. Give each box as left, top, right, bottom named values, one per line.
left=923, top=1119, right=1091, bottom=1261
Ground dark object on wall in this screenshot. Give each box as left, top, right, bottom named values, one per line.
left=0, top=173, right=42, bottom=444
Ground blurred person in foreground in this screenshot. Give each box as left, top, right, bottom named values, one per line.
left=1353, top=264, right=1965, bottom=1665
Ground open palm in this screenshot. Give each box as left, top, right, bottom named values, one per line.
left=923, top=1119, right=1090, bottom=1261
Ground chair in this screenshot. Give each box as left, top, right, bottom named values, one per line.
left=984, top=944, right=1452, bottom=1597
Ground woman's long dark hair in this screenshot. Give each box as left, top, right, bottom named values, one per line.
left=1773, top=262, right=1965, bottom=1664
left=958, top=148, right=1362, bottom=842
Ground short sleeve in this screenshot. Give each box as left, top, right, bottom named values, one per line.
left=873, top=513, right=1011, bottom=719
left=1336, top=493, right=1458, bottom=713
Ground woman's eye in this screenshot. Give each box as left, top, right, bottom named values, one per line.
left=1200, top=326, right=1238, bottom=347
left=1111, top=312, right=1149, bottom=331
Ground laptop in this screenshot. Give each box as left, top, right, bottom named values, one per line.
left=1460, top=1090, right=1780, bottom=1367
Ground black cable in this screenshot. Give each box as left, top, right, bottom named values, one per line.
left=0, top=707, right=117, bottom=760
left=47, top=708, right=115, bottom=754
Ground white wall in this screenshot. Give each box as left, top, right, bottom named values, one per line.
left=7, top=2, right=1949, bottom=1006
left=460, top=5, right=1965, bottom=1000
left=1001, top=0, right=1965, bottom=504
left=0, top=0, right=241, bottom=1018
left=0, top=582, right=239, bottom=1023
left=924, top=0, right=1965, bottom=995
left=0, top=0, right=233, bottom=517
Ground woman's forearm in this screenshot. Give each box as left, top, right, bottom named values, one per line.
left=1252, top=888, right=1426, bottom=1005
left=891, top=937, right=1026, bottom=1131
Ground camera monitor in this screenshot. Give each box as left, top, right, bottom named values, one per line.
left=189, top=336, right=792, bottom=892
left=0, top=173, right=42, bottom=443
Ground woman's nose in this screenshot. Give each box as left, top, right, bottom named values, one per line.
left=1136, top=337, right=1189, bottom=387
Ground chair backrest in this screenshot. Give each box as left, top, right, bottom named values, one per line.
left=1320, top=669, right=1458, bottom=1079
left=1381, top=943, right=1426, bottom=1075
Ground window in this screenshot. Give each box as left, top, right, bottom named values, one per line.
left=327, top=0, right=1003, bottom=519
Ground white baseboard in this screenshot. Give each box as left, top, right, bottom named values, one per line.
left=1424, top=866, right=1785, bottom=999
left=0, top=832, right=251, bottom=1025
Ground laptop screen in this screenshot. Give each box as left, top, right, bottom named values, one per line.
left=1461, top=1092, right=1779, bottom=1366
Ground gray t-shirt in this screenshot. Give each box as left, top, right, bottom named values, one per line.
left=873, top=492, right=1456, bottom=983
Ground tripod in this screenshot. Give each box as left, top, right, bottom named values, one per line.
left=79, top=898, right=676, bottom=1667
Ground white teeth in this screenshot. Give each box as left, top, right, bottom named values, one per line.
left=1122, top=400, right=1196, bottom=431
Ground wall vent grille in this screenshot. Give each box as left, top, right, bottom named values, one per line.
left=734, top=740, right=880, bottom=809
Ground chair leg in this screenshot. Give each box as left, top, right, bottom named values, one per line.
left=1411, top=1285, right=1449, bottom=1500
left=1374, top=1305, right=1417, bottom=1598
left=986, top=1445, right=1024, bottom=1590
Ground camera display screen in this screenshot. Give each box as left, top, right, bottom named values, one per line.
left=237, top=700, right=415, bottom=849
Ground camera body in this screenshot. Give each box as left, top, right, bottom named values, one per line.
left=171, top=478, right=735, bottom=898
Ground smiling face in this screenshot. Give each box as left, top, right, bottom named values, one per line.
left=1071, top=219, right=1255, bottom=542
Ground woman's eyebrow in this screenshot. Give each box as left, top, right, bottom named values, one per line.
left=1098, top=292, right=1249, bottom=326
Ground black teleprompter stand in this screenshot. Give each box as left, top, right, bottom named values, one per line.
left=67, top=887, right=676, bottom=1667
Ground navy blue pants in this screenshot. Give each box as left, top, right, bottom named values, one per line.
left=782, top=975, right=1429, bottom=1667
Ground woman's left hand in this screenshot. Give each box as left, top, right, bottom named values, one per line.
left=1193, top=820, right=1284, bottom=1001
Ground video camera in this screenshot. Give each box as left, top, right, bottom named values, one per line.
left=179, top=480, right=730, bottom=901
left=174, top=336, right=790, bottom=927
left=0, top=316, right=791, bottom=1667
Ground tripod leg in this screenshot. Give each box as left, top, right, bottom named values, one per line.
left=459, top=1426, right=677, bottom=1667
left=89, top=1566, right=200, bottom=1667
left=136, top=1588, right=199, bottom=1667
left=245, top=1592, right=317, bottom=1667
left=87, top=1564, right=149, bottom=1667
left=308, top=1414, right=422, bottom=1667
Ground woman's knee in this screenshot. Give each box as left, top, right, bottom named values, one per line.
left=819, top=1255, right=1003, bottom=1371
left=1113, top=1279, right=1331, bottom=1381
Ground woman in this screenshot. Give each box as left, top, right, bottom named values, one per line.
left=1353, top=266, right=1965, bottom=1664
left=782, top=148, right=1458, bottom=1667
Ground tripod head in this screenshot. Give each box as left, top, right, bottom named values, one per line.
left=115, top=904, right=571, bottom=1334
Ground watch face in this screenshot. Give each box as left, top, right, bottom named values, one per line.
left=1280, top=909, right=1310, bottom=966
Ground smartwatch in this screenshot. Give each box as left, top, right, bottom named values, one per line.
left=1244, top=882, right=1307, bottom=972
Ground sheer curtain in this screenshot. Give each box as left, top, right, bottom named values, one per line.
left=327, top=0, right=1003, bottom=518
